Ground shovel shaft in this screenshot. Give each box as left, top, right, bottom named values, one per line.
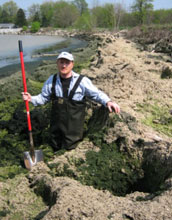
left=29, top=131, right=35, bottom=159
left=19, top=41, right=27, bottom=92
left=18, top=40, right=32, bottom=132
left=19, top=40, right=43, bottom=170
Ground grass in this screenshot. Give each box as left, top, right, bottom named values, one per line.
left=0, top=173, right=47, bottom=220
left=136, top=102, right=172, bottom=137
left=0, top=166, right=28, bottom=181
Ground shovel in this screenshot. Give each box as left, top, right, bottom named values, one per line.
left=18, top=40, right=43, bottom=170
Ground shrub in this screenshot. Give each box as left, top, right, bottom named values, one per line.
left=22, top=25, right=28, bottom=31
left=30, top=22, right=40, bottom=33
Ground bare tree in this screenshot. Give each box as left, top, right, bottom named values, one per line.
left=72, top=0, right=88, bottom=15
left=114, top=2, right=126, bottom=30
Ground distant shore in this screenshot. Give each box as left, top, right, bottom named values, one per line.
left=0, top=28, right=22, bottom=34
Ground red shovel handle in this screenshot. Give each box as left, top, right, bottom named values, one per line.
left=18, top=40, right=32, bottom=132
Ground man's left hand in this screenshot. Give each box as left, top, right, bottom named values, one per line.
left=107, top=101, right=120, bottom=114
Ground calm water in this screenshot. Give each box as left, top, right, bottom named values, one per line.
left=0, top=34, right=67, bottom=68
left=0, top=34, right=87, bottom=69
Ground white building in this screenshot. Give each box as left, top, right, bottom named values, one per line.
left=0, top=23, right=15, bottom=29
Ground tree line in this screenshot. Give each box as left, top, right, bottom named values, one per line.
left=0, top=0, right=172, bottom=32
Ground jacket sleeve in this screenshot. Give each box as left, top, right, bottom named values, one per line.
left=83, top=76, right=111, bottom=106
left=31, top=75, right=53, bottom=106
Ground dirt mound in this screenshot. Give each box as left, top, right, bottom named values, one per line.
left=82, top=34, right=172, bottom=120
left=27, top=162, right=172, bottom=220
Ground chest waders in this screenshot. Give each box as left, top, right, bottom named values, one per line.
left=50, top=74, right=86, bottom=150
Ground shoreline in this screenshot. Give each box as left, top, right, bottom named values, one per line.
left=0, top=29, right=102, bottom=100
left=0, top=32, right=89, bottom=78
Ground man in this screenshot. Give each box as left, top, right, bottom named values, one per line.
left=22, top=51, right=120, bottom=150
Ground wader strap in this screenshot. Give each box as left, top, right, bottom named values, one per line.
left=68, top=75, right=84, bottom=100
left=51, top=74, right=84, bottom=99
left=51, top=74, right=57, bottom=99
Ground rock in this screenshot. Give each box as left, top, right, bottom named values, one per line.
left=0, top=28, right=22, bottom=34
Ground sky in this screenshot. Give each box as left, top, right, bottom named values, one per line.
left=0, top=0, right=172, bottom=11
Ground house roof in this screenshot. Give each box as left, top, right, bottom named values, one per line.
left=0, top=23, right=15, bottom=29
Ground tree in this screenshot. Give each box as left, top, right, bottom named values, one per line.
left=92, top=4, right=115, bottom=29
left=92, top=0, right=100, bottom=8
left=72, top=0, right=88, bottom=15
left=120, top=11, right=138, bottom=27
left=74, top=11, right=92, bottom=30
left=152, top=9, right=172, bottom=25
left=33, top=11, right=41, bottom=22
left=52, top=1, right=79, bottom=28
left=40, top=2, right=54, bottom=27
left=114, top=3, right=126, bottom=30
left=1, top=1, right=18, bottom=23
left=103, top=4, right=115, bottom=29
left=131, top=0, right=154, bottom=24
left=0, top=10, right=10, bottom=23
left=28, top=4, right=40, bottom=24
left=15, top=8, right=27, bottom=27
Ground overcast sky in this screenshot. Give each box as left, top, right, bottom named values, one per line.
left=0, top=0, right=172, bottom=11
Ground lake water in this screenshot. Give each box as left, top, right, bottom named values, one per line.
left=0, top=34, right=86, bottom=69
left=0, top=35, right=66, bottom=68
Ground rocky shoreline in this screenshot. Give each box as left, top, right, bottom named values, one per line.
left=0, top=29, right=172, bottom=219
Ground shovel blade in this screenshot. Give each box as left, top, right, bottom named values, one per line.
left=24, top=150, right=43, bottom=170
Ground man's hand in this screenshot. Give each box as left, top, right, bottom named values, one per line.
left=22, top=92, right=32, bottom=102
left=107, top=101, right=120, bottom=114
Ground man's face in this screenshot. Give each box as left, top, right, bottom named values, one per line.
left=57, top=58, right=74, bottom=76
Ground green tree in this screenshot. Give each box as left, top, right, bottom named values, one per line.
left=1, top=0, right=18, bottom=23
left=52, top=1, right=79, bottom=28
left=74, top=11, right=92, bottom=31
left=103, top=4, right=115, bottom=29
left=0, top=10, right=10, bottom=23
left=40, top=2, right=54, bottom=27
left=92, top=4, right=115, bottom=29
left=131, top=0, right=154, bottom=24
left=152, top=9, right=172, bottom=25
left=72, top=0, right=88, bottom=15
left=119, top=11, right=138, bottom=28
left=33, top=11, right=41, bottom=22
left=91, top=6, right=101, bottom=28
left=15, top=8, right=27, bottom=27
left=28, top=4, right=40, bottom=24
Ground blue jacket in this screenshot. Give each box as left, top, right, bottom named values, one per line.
left=31, top=71, right=111, bottom=106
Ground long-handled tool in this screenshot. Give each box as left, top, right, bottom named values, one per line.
left=18, top=40, right=43, bottom=170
